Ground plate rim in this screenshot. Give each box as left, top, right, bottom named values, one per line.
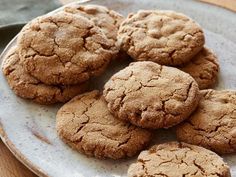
left=0, top=120, right=48, bottom=177
left=0, top=0, right=235, bottom=177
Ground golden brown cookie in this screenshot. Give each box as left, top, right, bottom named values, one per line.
left=118, top=10, right=205, bottom=66
left=103, top=61, right=200, bottom=129
left=56, top=90, right=152, bottom=159
left=1, top=47, right=88, bottom=104
left=128, top=142, right=231, bottom=177
left=179, top=47, right=219, bottom=89
left=63, top=4, right=124, bottom=43
left=176, top=89, right=236, bottom=154
left=17, top=11, right=117, bottom=85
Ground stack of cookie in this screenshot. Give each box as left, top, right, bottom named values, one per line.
left=118, top=10, right=219, bottom=90
left=2, top=5, right=124, bottom=104
left=1, top=4, right=233, bottom=177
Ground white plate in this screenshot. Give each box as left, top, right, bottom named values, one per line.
left=0, top=0, right=236, bottom=176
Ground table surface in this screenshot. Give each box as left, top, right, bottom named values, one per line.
left=0, top=0, right=235, bottom=177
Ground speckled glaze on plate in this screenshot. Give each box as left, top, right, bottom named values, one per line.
left=0, top=0, right=236, bottom=176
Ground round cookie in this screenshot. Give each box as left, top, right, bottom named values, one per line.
left=127, top=142, right=231, bottom=177
left=63, top=4, right=124, bottom=43
left=56, top=90, right=152, bottom=159
left=176, top=89, right=236, bottom=154
left=103, top=61, right=200, bottom=129
left=17, top=11, right=117, bottom=85
left=179, top=47, right=219, bottom=89
left=118, top=10, right=205, bottom=66
left=2, top=47, right=88, bottom=105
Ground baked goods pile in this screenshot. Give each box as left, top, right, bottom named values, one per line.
left=2, top=4, right=233, bottom=176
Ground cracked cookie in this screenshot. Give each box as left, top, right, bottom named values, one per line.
left=118, top=10, right=205, bottom=66
left=56, top=90, right=152, bottom=159
left=179, top=47, right=219, bottom=89
left=127, top=142, right=231, bottom=177
left=2, top=47, right=88, bottom=104
left=103, top=61, right=200, bottom=129
left=63, top=4, right=124, bottom=44
left=176, top=89, right=236, bottom=154
left=17, top=11, right=117, bottom=85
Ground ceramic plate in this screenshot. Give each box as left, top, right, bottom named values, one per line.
left=0, top=0, right=236, bottom=176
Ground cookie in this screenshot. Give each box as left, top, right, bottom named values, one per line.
left=127, top=142, right=231, bottom=177
left=56, top=90, right=152, bottom=159
left=179, top=47, right=219, bottom=89
left=118, top=10, right=205, bottom=66
left=2, top=47, right=88, bottom=104
left=17, top=11, right=117, bottom=85
left=63, top=4, right=124, bottom=43
left=103, top=61, right=200, bottom=129
left=176, top=89, right=236, bottom=154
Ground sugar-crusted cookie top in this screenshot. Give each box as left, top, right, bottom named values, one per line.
left=1, top=47, right=88, bottom=104
left=118, top=10, right=205, bottom=66
left=128, top=142, right=230, bottom=177
left=103, top=61, right=200, bottom=129
left=177, top=89, right=236, bottom=154
left=18, top=11, right=117, bottom=85
left=179, top=47, right=219, bottom=89
left=56, top=90, right=152, bottom=159
left=64, top=4, right=124, bottom=42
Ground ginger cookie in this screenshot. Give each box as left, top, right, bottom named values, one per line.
left=63, top=4, right=124, bottom=43
left=176, top=89, right=236, bottom=154
left=2, top=47, right=88, bottom=105
left=17, top=11, right=117, bottom=85
left=118, top=10, right=205, bottom=66
left=127, top=142, right=231, bottom=177
left=103, top=61, right=200, bottom=129
left=179, top=47, right=219, bottom=89
left=56, top=90, right=152, bottom=159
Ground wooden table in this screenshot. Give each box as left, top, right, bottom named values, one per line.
left=0, top=0, right=235, bottom=177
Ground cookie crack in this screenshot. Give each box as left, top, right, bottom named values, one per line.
left=138, top=159, right=149, bottom=175
left=117, top=134, right=132, bottom=147
left=185, top=120, right=207, bottom=132
left=193, top=159, right=206, bottom=175
left=184, top=81, right=194, bottom=102
left=182, top=173, right=189, bottom=177
left=25, top=45, right=55, bottom=58
left=187, top=108, right=236, bottom=136
left=158, top=159, right=174, bottom=166
left=72, top=98, right=98, bottom=136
